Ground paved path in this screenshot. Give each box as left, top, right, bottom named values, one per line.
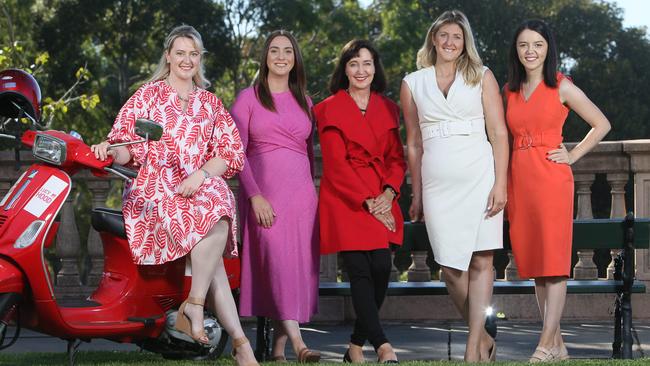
left=3, top=321, right=649, bottom=361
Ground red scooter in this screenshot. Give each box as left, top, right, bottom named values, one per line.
left=0, top=69, right=240, bottom=363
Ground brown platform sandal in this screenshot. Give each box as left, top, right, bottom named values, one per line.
left=175, top=297, right=209, bottom=345
left=297, top=347, right=321, bottom=363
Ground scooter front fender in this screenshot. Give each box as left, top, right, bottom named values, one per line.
left=0, top=257, right=24, bottom=294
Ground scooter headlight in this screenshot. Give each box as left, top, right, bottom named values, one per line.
left=33, top=134, right=66, bottom=165
left=14, top=220, right=45, bottom=248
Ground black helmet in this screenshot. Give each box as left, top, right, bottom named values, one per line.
left=0, top=69, right=42, bottom=121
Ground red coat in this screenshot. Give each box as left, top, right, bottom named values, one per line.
left=314, top=90, right=406, bottom=254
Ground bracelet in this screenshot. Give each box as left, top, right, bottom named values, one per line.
left=200, top=168, right=210, bottom=179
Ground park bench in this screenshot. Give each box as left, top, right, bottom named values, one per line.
left=254, top=214, right=650, bottom=360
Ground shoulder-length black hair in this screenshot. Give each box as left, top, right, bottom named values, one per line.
left=507, top=19, right=559, bottom=92
left=328, top=39, right=387, bottom=95
left=254, top=30, right=310, bottom=117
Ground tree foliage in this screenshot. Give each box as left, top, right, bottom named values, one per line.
left=34, top=0, right=234, bottom=142
left=0, top=0, right=98, bottom=137
left=0, top=0, right=648, bottom=142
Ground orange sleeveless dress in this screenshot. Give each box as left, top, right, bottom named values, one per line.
left=504, top=73, right=573, bottom=278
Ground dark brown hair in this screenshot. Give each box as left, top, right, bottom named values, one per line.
left=328, top=39, right=387, bottom=95
left=254, top=30, right=310, bottom=117
left=507, top=19, right=559, bottom=92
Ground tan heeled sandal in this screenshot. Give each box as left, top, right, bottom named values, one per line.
left=557, top=344, right=569, bottom=360
left=529, top=346, right=559, bottom=363
left=232, top=336, right=249, bottom=357
left=232, top=337, right=260, bottom=366
left=175, top=297, right=209, bottom=345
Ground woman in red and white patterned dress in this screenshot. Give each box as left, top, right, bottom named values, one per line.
left=91, top=25, right=258, bottom=366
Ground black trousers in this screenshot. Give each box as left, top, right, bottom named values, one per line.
left=340, top=248, right=391, bottom=350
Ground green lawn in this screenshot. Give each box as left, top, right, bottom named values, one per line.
left=0, top=352, right=648, bottom=366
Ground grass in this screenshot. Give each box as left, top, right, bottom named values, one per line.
left=0, top=352, right=649, bottom=366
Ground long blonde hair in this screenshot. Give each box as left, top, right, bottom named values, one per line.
left=148, top=25, right=210, bottom=88
left=415, top=10, right=483, bottom=86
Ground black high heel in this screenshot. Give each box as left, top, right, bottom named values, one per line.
left=485, top=311, right=497, bottom=339
left=343, top=350, right=352, bottom=363
left=484, top=312, right=497, bottom=362
left=376, top=343, right=399, bottom=364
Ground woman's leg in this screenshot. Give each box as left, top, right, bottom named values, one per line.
left=466, top=251, right=495, bottom=362
left=272, top=320, right=288, bottom=359
left=535, top=276, right=567, bottom=351
left=340, top=251, right=376, bottom=362
left=183, top=221, right=227, bottom=343
left=204, top=220, right=257, bottom=365
left=368, top=249, right=397, bottom=362
left=440, top=266, right=470, bottom=321
left=369, top=249, right=392, bottom=310
left=271, top=319, right=310, bottom=358
left=281, top=319, right=316, bottom=358
left=441, top=252, right=495, bottom=362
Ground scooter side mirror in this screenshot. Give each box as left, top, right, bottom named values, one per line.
left=135, top=119, right=163, bottom=141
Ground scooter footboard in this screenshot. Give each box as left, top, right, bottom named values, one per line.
left=0, top=292, right=21, bottom=317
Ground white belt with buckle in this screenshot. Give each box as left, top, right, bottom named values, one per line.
left=420, top=119, right=484, bottom=139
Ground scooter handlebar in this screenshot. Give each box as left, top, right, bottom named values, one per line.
left=106, top=163, right=138, bottom=179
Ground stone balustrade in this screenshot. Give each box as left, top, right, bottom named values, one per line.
left=2, top=139, right=650, bottom=320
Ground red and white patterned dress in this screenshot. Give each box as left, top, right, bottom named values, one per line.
left=107, top=80, right=244, bottom=265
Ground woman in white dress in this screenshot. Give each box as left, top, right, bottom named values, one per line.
left=401, top=10, right=509, bottom=362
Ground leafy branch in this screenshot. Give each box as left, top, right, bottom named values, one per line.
left=42, top=65, right=100, bottom=127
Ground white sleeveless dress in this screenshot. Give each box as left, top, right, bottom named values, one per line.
left=403, top=66, right=503, bottom=271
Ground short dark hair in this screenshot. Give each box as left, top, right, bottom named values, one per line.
left=328, top=39, right=387, bottom=95
left=507, top=19, right=559, bottom=92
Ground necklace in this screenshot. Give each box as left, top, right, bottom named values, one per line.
left=346, top=89, right=370, bottom=113
left=165, top=77, right=193, bottom=102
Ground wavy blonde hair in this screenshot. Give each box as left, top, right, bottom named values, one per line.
left=148, top=25, right=210, bottom=88
left=416, top=10, right=483, bottom=86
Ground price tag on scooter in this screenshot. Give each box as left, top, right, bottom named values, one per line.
left=23, top=176, right=68, bottom=218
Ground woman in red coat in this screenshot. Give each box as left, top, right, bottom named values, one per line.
left=314, top=39, right=406, bottom=364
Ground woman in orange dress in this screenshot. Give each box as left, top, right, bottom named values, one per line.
left=504, top=19, right=610, bottom=362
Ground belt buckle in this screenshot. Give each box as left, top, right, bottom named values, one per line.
left=439, top=121, right=450, bottom=138
left=459, top=120, right=472, bottom=135
left=518, top=134, right=533, bottom=150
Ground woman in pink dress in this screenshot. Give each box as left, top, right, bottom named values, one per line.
left=231, top=30, right=320, bottom=362
left=91, top=25, right=258, bottom=366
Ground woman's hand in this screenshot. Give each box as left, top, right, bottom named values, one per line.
left=90, top=141, right=115, bottom=161
left=177, top=171, right=205, bottom=198
left=251, top=195, right=276, bottom=228
left=409, top=196, right=423, bottom=222
left=369, top=188, right=395, bottom=215
left=486, top=182, right=507, bottom=218
left=373, top=211, right=396, bottom=232
left=547, top=143, right=574, bottom=165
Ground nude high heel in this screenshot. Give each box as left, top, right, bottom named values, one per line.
left=232, top=337, right=260, bottom=366
left=175, top=297, right=209, bottom=345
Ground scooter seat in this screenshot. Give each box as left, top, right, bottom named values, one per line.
left=91, top=207, right=126, bottom=239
